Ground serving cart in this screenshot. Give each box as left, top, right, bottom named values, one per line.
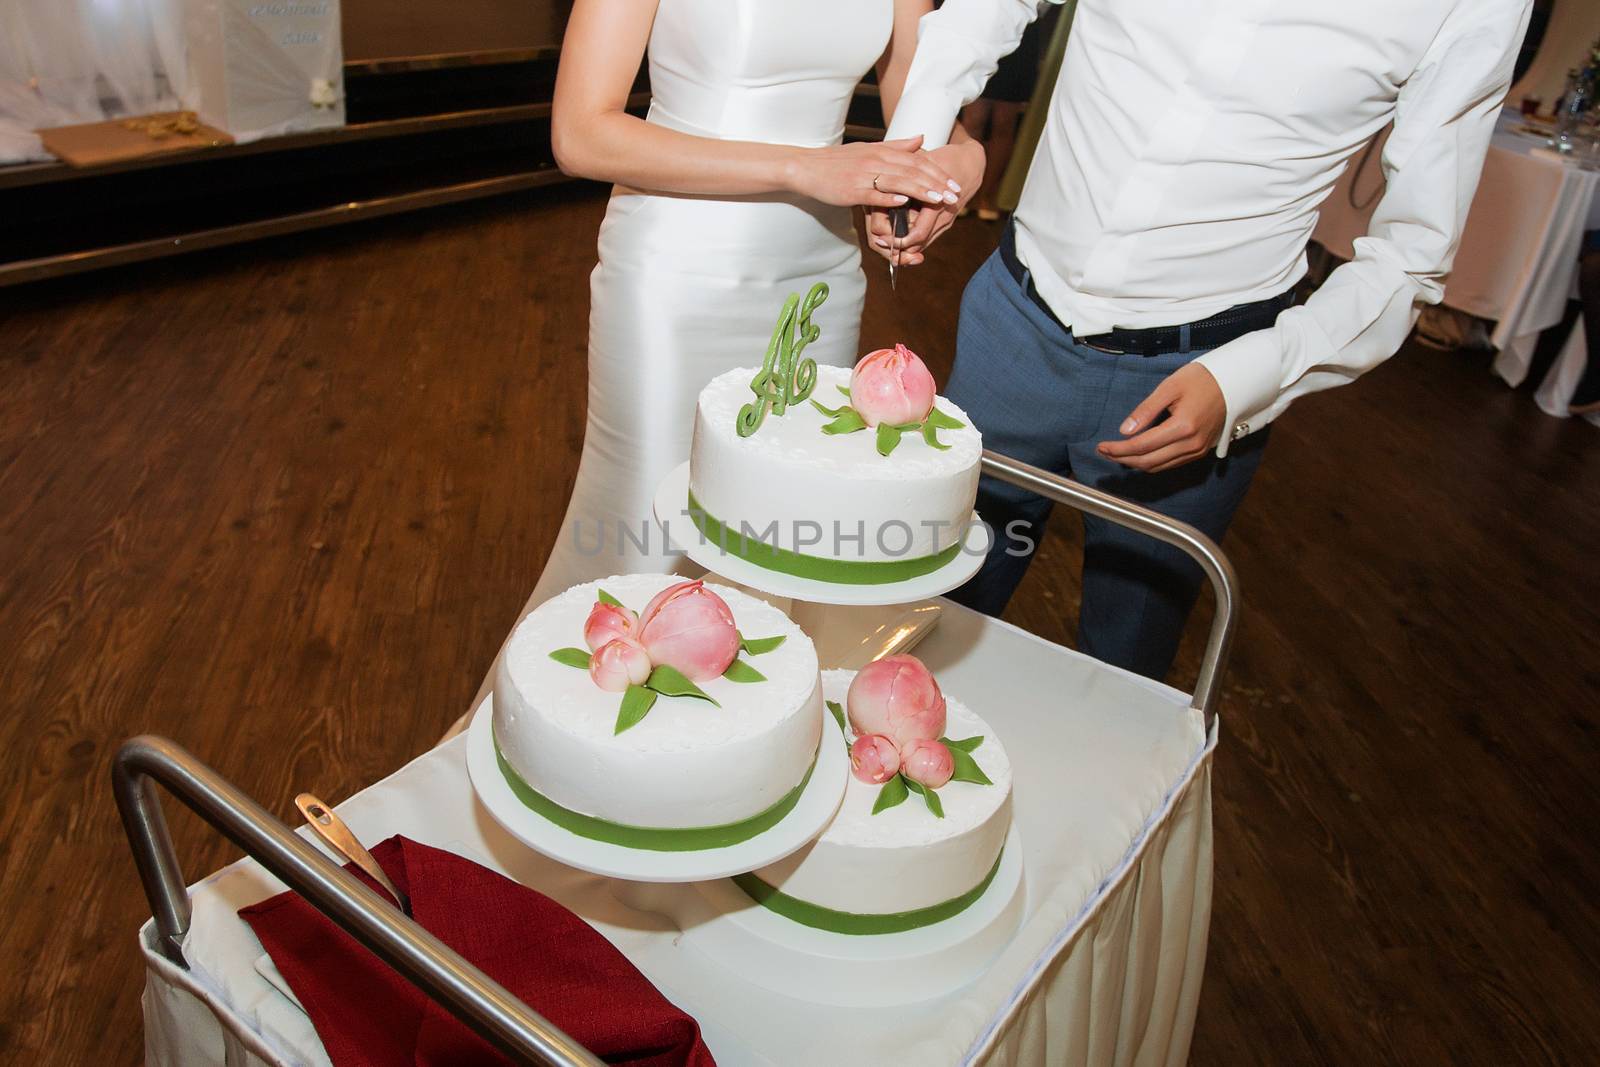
left=120, top=452, right=1236, bottom=1066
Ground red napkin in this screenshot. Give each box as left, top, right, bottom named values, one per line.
left=240, top=836, right=716, bottom=1067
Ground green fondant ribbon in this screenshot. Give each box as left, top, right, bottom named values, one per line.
left=731, top=849, right=1004, bottom=935
left=494, top=734, right=817, bottom=852
left=686, top=491, right=962, bottom=586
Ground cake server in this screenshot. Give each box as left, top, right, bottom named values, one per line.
left=826, top=602, right=942, bottom=669
left=295, top=792, right=410, bottom=914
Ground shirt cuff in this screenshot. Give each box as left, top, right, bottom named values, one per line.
left=884, top=89, right=961, bottom=149
left=1192, top=328, right=1284, bottom=458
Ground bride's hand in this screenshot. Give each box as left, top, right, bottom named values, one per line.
left=785, top=135, right=963, bottom=209
left=866, top=140, right=985, bottom=266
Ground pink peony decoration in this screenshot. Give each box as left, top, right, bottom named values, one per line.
left=589, top=637, right=652, bottom=692
left=901, top=739, right=954, bottom=789
left=849, top=343, right=938, bottom=427
left=637, top=579, right=740, bottom=683
left=849, top=734, right=901, bottom=785
left=583, top=601, right=638, bottom=652
left=846, top=654, right=947, bottom=748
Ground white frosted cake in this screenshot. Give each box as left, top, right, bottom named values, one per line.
left=493, top=574, right=823, bottom=844
left=689, top=358, right=982, bottom=584
left=739, top=667, right=1012, bottom=931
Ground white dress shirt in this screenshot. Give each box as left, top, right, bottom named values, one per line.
left=886, top=0, right=1532, bottom=455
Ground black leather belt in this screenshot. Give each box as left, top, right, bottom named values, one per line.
left=998, top=222, right=1294, bottom=356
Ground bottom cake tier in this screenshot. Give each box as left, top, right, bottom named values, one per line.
left=741, top=669, right=1013, bottom=932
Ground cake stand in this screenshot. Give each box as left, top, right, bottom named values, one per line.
left=465, top=695, right=849, bottom=883
left=652, top=462, right=988, bottom=607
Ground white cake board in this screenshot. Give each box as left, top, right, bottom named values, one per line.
left=618, top=824, right=1027, bottom=1007
left=466, top=695, right=848, bottom=883
left=652, top=462, right=988, bottom=607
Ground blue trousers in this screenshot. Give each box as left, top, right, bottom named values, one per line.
left=946, top=251, right=1269, bottom=681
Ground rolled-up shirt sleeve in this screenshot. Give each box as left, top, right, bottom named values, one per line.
left=1196, top=0, right=1532, bottom=457
left=883, top=0, right=1054, bottom=148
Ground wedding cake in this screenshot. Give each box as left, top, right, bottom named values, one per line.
left=737, top=660, right=1012, bottom=932
left=493, top=574, right=824, bottom=847
left=686, top=283, right=982, bottom=585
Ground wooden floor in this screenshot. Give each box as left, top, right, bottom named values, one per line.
left=1, top=185, right=1597, bottom=1065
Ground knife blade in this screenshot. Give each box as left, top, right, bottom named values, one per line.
left=888, top=206, right=910, bottom=291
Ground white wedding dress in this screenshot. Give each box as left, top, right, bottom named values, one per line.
left=451, top=0, right=894, bottom=721
left=524, top=0, right=893, bottom=609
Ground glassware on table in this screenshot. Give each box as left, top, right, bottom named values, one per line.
left=1554, top=70, right=1594, bottom=154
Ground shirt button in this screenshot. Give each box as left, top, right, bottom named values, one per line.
left=1231, top=422, right=1250, bottom=441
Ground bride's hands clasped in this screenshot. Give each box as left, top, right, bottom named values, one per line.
left=785, top=135, right=963, bottom=210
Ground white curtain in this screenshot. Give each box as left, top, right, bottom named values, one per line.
left=0, top=0, right=188, bottom=163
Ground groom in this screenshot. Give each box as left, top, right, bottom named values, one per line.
left=874, top=0, right=1531, bottom=681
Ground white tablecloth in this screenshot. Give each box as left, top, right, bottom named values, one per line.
left=1314, top=109, right=1600, bottom=422
left=140, top=601, right=1216, bottom=1066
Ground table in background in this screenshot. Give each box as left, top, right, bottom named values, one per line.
left=1314, top=108, right=1600, bottom=425
left=140, top=600, right=1215, bottom=1067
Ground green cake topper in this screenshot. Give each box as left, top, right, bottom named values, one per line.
left=736, top=282, right=828, bottom=437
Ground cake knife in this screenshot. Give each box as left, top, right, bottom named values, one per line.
left=888, top=206, right=910, bottom=291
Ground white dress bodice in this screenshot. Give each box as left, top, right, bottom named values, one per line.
left=645, top=0, right=892, bottom=148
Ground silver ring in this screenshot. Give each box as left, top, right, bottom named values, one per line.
left=872, top=174, right=882, bottom=192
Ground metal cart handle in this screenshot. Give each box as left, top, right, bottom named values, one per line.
left=979, top=450, right=1237, bottom=727
left=112, top=735, right=604, bottom=1067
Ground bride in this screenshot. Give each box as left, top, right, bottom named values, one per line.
left=519, top=0, right=983, bottom=616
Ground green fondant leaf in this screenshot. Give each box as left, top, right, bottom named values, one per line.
left=947, top=747, right=993, bottom=787
left=921, top=421, right=952, bottom=451
left=549, top=647, right=592, bottom=669
left=926, top=406, right=966, bottom=430
left=903, top=777, right=946, bottom=818
left=872, top=774, right=909, bottom=814
left=941, top=735, right=984, bottom=754
left=614, top=685, right=658, bottom=734
left=810, top=398, right=847, bottom=419
left=821, top=409, right=867, bottom=435
left=595, top=588, right=623, bottom=608
left=837, top=384, right=851, bottom=398
left=645, top=665, right=721, bottom=707
left=722, top=658, right=766, bottom=683
left=875, top=422, right=904, bottom=457
left=740, top=633, right=786, bottom=656
left=826, top=700, right=848, bottom=738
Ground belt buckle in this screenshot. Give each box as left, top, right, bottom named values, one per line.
left=1079, top=335, right=1126, bottom=355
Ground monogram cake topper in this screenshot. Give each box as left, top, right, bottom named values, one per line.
left=736, top=282, right=828, bottom=437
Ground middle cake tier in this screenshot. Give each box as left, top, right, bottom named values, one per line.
left=494, top=573, right=824, bottom=833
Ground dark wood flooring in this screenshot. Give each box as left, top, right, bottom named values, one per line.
left=1, top=185, right=1597, bottom=1065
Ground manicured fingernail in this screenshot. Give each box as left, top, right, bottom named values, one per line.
left=873, top=238, right=889, bottom=248
left=948, top=180, right=962, bottom=192
left=927, top=189, right=944, bottom=201
left=943, top=191, right=959, bottom=204
left=1120, top=418, right=1138, bottom=434
left=894, top=194, right=908, bottom=204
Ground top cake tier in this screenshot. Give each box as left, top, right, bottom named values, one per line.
left=689, top=365, right=982, bottom=579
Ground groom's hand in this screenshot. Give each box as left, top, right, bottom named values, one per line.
left=1097, top=364, right=1228, bottom=473
left=867, top=141, right=984, bottom=266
